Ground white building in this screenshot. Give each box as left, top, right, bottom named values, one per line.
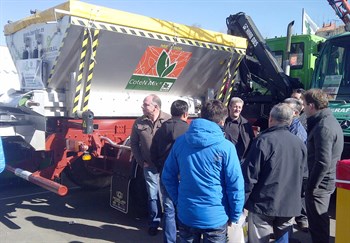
left=0, top=46, right=20, bottom=95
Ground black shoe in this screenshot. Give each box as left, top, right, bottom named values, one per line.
left=296, top=221, right=309, bottom=232
left=148, top=227, right=159, bottom=236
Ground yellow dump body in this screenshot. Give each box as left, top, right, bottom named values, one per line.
left=3, top=1, right=247, bottom=118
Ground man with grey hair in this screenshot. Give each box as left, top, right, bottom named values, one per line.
left=130, top=94, right=171, bottom=236
left=284, top=98, right=308, bottom=231
left=224, top=97, right=254, bottom=160
left=242, top=103, right=307, bottom=243
left=291, top=88, right=307, bottom=129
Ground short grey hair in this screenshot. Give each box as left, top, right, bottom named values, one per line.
left=150, top=94, right=162, bottom=109
left=270, top=103, right=294, bottom=125
left=283, top=98, right=303, bottom=114
left=229, top=97, right=244, bottom=106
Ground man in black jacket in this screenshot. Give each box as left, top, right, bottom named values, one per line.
left=303, top=89, right=343, bottom=243
left=151, top=100, right=189, bottom=243
left=224, top=97, right=255, bottom=161
left=242, top=103, right=307, bottom=243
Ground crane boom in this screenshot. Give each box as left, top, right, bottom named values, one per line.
left=328, top=0, right=350, bottom=31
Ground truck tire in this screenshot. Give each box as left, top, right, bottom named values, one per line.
left=65, top=156, right=112, bottom=189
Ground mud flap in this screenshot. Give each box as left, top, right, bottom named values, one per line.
left=0, top=137, right=5, bottom=173
left=110, top=159, right=138, bottom=214
left=110, top=173, right=131, bottom=213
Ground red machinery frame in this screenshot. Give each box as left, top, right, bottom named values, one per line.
left=6, top=117, right=136, bottom=196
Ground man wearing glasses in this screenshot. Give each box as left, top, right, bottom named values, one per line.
left=291, top=88, right=307, bottom=130
left=130, top=94, right=171, bottom=236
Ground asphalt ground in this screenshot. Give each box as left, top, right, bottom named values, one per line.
left=0, top=177, right=336, bottom=243
left=0, top=177, right=162, bottom=243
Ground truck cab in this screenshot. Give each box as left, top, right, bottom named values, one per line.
left=311, top=32, right=350, bottom=158
left=266, top=34, right=326, bottom=89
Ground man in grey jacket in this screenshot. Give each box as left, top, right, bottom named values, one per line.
left=302, top=89, right=343, bottom=243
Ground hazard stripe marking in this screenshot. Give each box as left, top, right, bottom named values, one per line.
left=223, top=55, right=244, bottom=107
left=82, top=29, right=99, bottom=112
left=72, top=29, right=89, bottom=114
left=47, top=24, right=70, bottom=84
left=71, top=16, right=246, bottom=54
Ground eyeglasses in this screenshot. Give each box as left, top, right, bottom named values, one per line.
left=142, top=103, right=156, bottom=108
left=293, top=88, right=305, bottom=94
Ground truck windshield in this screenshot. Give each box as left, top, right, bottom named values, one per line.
left=313, top=36, right=350, bottom=101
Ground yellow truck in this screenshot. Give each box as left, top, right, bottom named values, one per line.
left=1, top=1, right=298, bottom=214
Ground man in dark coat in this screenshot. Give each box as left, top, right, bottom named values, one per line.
left=224, top=97, right=255, bottom=160
left=151, top=100, right=189, bottom=243
left=303, top=89, right=343, bottom=243
left=242, top=103, right=307, bottom=243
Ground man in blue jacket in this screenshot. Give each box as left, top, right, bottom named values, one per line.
left=162, top=99, right=245, bottom=243
left=0, top=137, right=5, bottom=173
left=284, top=98, right=307, bottom=144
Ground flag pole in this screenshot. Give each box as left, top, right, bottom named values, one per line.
left=302, top=8, right=305, bottom=34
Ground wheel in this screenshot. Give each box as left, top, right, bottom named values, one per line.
left=65, top=156, right=112, bottom=189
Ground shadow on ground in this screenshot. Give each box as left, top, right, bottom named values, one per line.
left=0, top=179, right=161, bottom=243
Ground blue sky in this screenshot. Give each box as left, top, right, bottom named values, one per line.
left=0, top=0, right=339, bottom=46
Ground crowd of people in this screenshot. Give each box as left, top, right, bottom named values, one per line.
left=130, top=88, right=343, bottom=243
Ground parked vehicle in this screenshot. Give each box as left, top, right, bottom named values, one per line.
left=311, top=0, right=350, bottom=159
left=311, top=32, right=350, bottom=159
left=266, top=34, right=326, bottom=89
left=0, top=1, right=299, bottom=214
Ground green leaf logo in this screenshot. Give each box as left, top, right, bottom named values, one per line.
left=156, top=50, right=177, bottom=77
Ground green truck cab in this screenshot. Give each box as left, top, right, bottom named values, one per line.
left=311, top=32, right=350, bottom=158
left=267, top=32, right=350, bottom=159
left=266, top=34, right=326, bottom=89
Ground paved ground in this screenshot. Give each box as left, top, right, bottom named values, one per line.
left=0, top=177, right=336, bottom=243
left=0, top=177, right=162, bottom=243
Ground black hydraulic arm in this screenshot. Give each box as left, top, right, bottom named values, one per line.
left=327, top=0, right=350, bottom=31
left=226, top=12, right=295, bottom=100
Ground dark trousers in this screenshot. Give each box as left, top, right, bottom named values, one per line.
left=295, top=178, right=308, bottom=224
left=305, top=191, right=331, bottom=243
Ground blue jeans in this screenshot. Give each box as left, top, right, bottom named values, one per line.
left=160, top=181, right=177, bottom=243
left=178, top=220, right=227, bottom=243
left=143, top=166, right=161, bottom=228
